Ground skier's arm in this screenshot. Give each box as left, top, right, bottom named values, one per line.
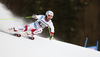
left=48, top=22, right=55, bottom=40
left=32, top=15, right=44, bottom=20
left=32, top=14, right=37, bottom=19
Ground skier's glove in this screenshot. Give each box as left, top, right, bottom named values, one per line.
left=32, top=14, right=37, bottom=19
left=50, top=34, right=54, bottom=40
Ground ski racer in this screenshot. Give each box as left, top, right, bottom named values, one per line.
left=9, top=10, right=55, bottom=40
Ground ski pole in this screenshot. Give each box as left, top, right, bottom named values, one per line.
left=0, top=16, right=32, bottom=20
left=25, top=16, right=32, bottom=18
left=48, top=26, right=54, bottom=40
left=0, top=18, right=18, bottom=20
left=48, top=26, right=51, bottom=36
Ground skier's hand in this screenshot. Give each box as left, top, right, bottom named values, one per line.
left=50, top=34, right=54, bottom=40
left=50, top=36, right=53, bottom=40
left=32, top=14, right=37, bottom=19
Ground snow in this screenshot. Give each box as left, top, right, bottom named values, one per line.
left=0, top=31, right=100, bottom=57
left=0, top=2, right=100, bottom=57
left=0, top=3, right=25, bottom=32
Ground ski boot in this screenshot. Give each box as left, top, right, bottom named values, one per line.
left=25, top=31, right=34, bottom=40
left=8, top=27, right=17, bottom=32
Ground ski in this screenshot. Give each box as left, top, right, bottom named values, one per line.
left=13, top=33, right=21, bottom=37
left=12, top=33, right=35, bottom=40
left=27, top=36, right=34, bottom=40
left=0, top=30, right=35, bottom=40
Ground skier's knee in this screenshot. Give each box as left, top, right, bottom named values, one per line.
left=24, top=25, right=28, bottom=31
left=32, top=29, right=43, bottom=35
left=31, top=29, right=37, bottom=32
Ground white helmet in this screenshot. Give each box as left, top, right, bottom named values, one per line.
left=46, top=10, right=54, bottom=18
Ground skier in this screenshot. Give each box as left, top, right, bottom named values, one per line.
left=8, top=10, right=55, bottom=40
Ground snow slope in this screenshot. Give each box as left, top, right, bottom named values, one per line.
left=0, top=2, right=100, bottom=57
left=0, top=31, right=100, bottom=57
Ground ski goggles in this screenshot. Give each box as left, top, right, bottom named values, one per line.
left=47, top=15, right=53, bottom=18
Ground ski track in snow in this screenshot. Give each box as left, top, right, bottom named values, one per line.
left=0, top=2, right=100, bottom=57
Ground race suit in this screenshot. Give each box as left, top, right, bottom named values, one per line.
left=14, top=15, right=54, bottom=35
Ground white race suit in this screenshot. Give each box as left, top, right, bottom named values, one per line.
left=14, top=15, right=55, bottom=35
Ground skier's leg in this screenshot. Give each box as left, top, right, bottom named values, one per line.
left=8, top=25, right=28, bottom=32
left=25, top=29, right=39, bottom=40
left=12, top=25, right=28, bottom=32
left=31, top=28, right=43, bottom=35
left=9, top=23, right=36, bottom=32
